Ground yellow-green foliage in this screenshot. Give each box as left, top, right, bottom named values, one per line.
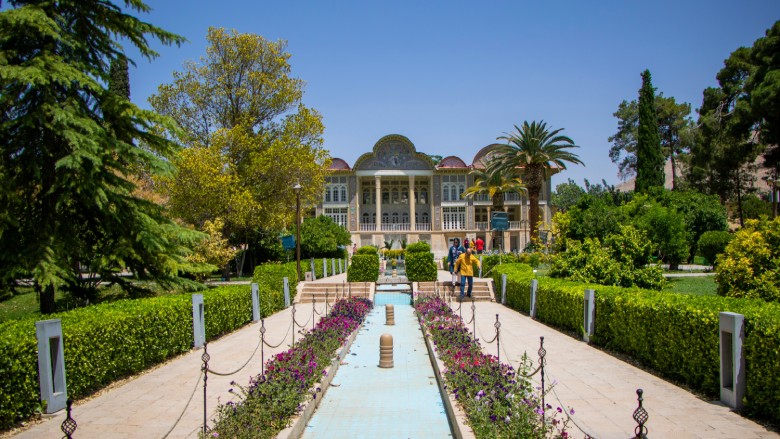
left=347, top=254, right=379, bottom=282
left=0, top=285, right=252, bottom=430
left=492, top=263, right=780, bottom=424
left=187, top=218, right=237, bottom=280
left=716, top=217, right=780, bottom=302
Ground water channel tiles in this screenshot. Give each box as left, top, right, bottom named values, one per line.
left=302, top=302, right=452, bottom=439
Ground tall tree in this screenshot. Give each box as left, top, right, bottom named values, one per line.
left=689, top=46, right=764, bottom=226
left=0, top=0, right=205, bottom=312
left=609, top=95, right=694, bottom=188
left=490, top=120, right=583, bottom=242
left=634, top=70, right=665, bottom=192
left=150, top=28, right=329, bottom=242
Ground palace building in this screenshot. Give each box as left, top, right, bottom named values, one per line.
left=315, top=134, right=557, bottom=256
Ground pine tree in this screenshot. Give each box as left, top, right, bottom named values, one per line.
left=635, top=70, right=665, bottom=192
left=0, top=1, right=204, bottom=312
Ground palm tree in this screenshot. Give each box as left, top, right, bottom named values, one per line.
left=490, top=121, right=583, bottom=243
left=462, top=166, right=526, bottom=211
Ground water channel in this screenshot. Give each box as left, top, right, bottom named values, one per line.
left=301, top=290, right=453, bottom=438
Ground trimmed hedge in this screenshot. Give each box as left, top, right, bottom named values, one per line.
left=347, top=254, right=379, bottom=282
left=492, top=263, right=780, bottom=424
left=0, top=285, right=252, bottom=430
left=404, top=242, right=437, bottom=281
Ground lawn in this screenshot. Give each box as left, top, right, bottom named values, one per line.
left=0, top=291, right=41, bottom=323
left=665, top=275, right=718, bottom=296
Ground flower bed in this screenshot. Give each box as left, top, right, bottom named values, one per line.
left=206, top=298, right=372, bottom=438
left=415, top=295, right=572, bottom=438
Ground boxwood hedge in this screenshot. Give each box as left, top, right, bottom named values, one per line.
left=347, top=254, right=379, bottom=282
left=0, top=285, right=253, bottom=431
left=404, top=242, right=437, bottom=282
left=492, top=263, right=780, bottom=424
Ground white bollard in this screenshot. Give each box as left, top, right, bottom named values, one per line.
left=323, top=258, right=328, bottom=277
left=530, top=279, right=538, bottom=318
left=501, top=274, right=507, bottom=304
left=283, top=277, right=291, bottom=308
left=332, top=258, right=336, bottom=276
left=310, top=258, right=317, bottom=280
left=192, top=294, right=205, bottom=348
left=35, top=319, right=68, bottom=413
left=719, top=312, right=746, bottom=409
left=583, top=289, right=595, bottom=343
left=251, top=283, right=260, bottom=322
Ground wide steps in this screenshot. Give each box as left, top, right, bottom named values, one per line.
left=296, top=282, right=372, bottom=303
left=415, top=280, right=494, bottom=302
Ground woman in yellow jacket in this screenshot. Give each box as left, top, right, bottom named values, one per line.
left=454, top=247, right=480, bottom=300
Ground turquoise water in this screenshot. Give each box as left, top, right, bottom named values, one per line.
left=301, top=303, right=452, bottom=438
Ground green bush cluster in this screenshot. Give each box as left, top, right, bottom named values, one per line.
left=716, top=217, right=780, bottom=302
left=347, top=254, right=379, bottom=282
left=550, top=225, right=665, bottom=290
left=0, top=285, right=252, bottom=430
left=404, top=242, right=437, bottom=281
left=492, top=263, right=780, bottom=425
left=696, top=231, right=732, bottom=266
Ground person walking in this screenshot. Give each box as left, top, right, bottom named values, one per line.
left=447, top=238, right=464, bottom=286
left=475, top=236, right=484, bottom=254
left=454, top=247, right=480, bottom=300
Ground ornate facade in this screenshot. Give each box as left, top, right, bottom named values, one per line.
left=316, top=134, right=556, bottom=256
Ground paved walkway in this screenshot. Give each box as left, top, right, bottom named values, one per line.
left=8, top=270, right=779, bottom=439
left=458, top=299, right=779, bottom=439
left=10, top=302, right=324, bottom=439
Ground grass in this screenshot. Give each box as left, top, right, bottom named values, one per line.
left=665, top=275, right=718, bottom=296
left=0, top=291, right=41, bottom=323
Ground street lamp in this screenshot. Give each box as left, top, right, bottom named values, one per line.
left=293, top=182, right=302, bottom=281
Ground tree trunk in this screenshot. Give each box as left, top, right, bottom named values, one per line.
left=528, top=189, right=540, bottom=245
left=670, top=154, right=677, bottom=190
left=39, top=283, right=56, bottom=315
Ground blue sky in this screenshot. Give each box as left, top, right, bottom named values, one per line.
left=127, top=0, right=780, bottom=188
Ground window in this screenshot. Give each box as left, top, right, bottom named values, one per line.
left=324, top=176, right=347, bottom=205
left=324, top=207, right=348, bottom=228
left=442, top=207, right=466, bottom=230
left=442, top=175, right=466, bottom=203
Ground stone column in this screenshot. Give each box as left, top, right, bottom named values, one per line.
left=354, top=176, right=361, bottom=232
left=409, top=175, right=416, bottom=232
left=375, top=175, right=382, bottom=232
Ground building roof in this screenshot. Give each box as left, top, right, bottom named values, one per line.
left=329, top=158, right=351, bottom=171
left=437, top=156, right=468, bottom=169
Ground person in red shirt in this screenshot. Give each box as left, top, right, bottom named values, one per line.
left=475, top=236, right=485, bottom=254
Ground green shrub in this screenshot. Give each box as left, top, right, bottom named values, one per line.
left=404, top=241, right=431, bottom=253
left=481, top=253, right=519, bottom=277
left=0, top=285, right=253, bottom=430
left=493, top=264, right=780, bottom=425
left=697, top=230, right=732, bottom=266
left=716, top=217, right=780, bottom=302
left=356, top=246, right=378, bottom=255
left=405, top=252, right=437, bottom=281
left=347, top=254, right=379, bottom=282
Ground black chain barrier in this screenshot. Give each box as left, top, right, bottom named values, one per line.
left=633, top=388, right=649, bottom=438
left=161, top=370, right=203, bottom=439
left=60, top=399, right=76, bottom=439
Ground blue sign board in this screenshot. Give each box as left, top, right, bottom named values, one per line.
left=281, top=235, right=296, bottom=250
left=491, top=212, right=509, bottom=231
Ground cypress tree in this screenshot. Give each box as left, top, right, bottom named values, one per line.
left=635, top=69, right=665, bottom=192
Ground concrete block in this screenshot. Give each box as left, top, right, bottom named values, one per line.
left=35, top=319, right=68, bottom=413
left=719, top=312, right=746, bottom=410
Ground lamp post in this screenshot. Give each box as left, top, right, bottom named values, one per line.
left=293, top=182, right=302, bottom=281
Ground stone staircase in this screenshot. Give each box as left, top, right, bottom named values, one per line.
left=414, top=279, right=494, bottom=302
left=295, top=282, right=373, bottom=304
